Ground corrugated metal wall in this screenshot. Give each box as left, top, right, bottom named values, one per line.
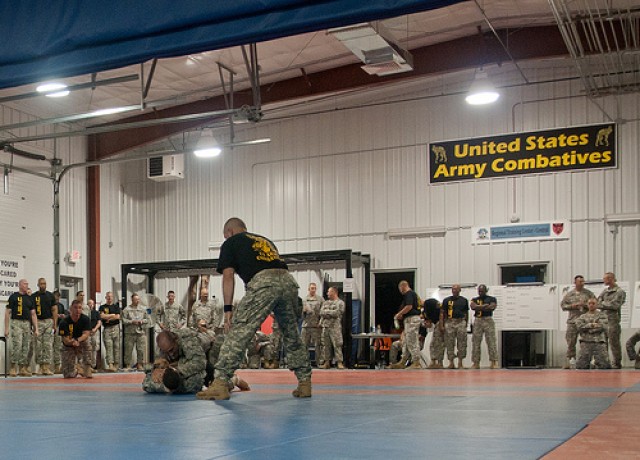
left=98, top=71, right=640, bottom=366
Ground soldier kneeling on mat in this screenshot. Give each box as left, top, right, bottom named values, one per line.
left=143, top=330, right=249, bottom=394
left=59, top=299, right=93, bottom=379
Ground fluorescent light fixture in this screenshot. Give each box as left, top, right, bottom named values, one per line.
left=36, top=82, right=69, bottom=98
left=91, top=106, right=135, bottom=117
left=438, top=283, right=478, bottom=289
left=387, top=226, right=446, bottom=238
left=193, top=130, right=221, bottom=158
left=465, top=71, right=499, bottom=105
left=605, top=213, right=640, bottom=223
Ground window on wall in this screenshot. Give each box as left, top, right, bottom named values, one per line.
left=500, top=263, right=548, bottom=285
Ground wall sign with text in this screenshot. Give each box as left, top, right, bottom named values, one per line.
left=471, top=221, right=570, bottom=245
left=428, top=123, right=616, bottom=184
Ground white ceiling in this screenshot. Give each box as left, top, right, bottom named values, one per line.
left=0, top=0, right=637, bottom=147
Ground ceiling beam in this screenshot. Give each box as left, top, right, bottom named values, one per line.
left=89, top=25, right=569, bottom=159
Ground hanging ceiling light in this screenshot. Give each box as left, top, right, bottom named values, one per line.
left=465, top=71, right=499, bottom=105
left=193, top=130, right=222, bottom=158
left=36, top=82, right=70, bottom=98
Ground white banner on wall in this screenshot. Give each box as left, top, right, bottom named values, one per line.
left=0, top=254, right=24, bottom=301
left=471, top=221, right=570, bottom=245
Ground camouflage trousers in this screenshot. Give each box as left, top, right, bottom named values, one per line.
left=390, top=339, right=403, bottom=363
left=103, top=326, right=121, bottom=366
left=430, top=326, right=445, bottom=361
left=607, top=320, right=621, bottom=367
left=90, top=332, right=99, bottom=367
left=445, top=318, right=468, bottom=360
left=124, top=331, right=146, bottom=367
left=10, top=320, right=32, bottom=365
left=61, top=342, right=91, bottom=378
left=247, top=343, right=276, bottom=368
left=142, top=367, right=204, bottom=394
left=53, top=334, right=62, bottom=367
left=214, top=269, right=311, bottom=383
left=576, top=341, right=611, bottom=369
left=403, top=315, right=422, bottom=363
left=300, top=326, right=322, bottom=362
left=626, top=330, right=640, bottom=361
left=35, top=319, right=54, bottom=365
left=471, top=317, right=498, bottom=363
left=322, top=323, right=344, bottom=363
left=565, top=322, right=579, bottom=359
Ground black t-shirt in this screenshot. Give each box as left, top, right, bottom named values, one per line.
left=7, top=292, right=35, bottom=320
left=56, top=302, right=66, bottom=318
left=90, top=309, right=101, bottom=329
left=423, top=298, right=441, bottom=324
left=442, top=295, right=469, bottom=319
left=401, top=290, right=421, bottom=317
left=99, top=303, right=121, bottom=327
left=471, top=295, right=497, bottom=318
left=59, top=314, right=91, bottom=341
left=32, top=290, right=56, bottom=320
left=217, top=231, right=288, bottom=284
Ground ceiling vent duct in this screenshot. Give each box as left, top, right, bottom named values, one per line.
left=328, top=22, right=413, bottom=76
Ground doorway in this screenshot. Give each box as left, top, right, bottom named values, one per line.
left=373, top=270, right=415, bottom=333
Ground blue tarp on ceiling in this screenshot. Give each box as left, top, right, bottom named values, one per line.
left=0, top=0, right=463, bottom=90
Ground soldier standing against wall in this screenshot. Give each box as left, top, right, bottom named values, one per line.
left=301, top=282, right=324, bottom=366
left=5, top=279, right=38, bottom=377
left=196, top=217, right=311, bottom=400
left=441, top=284, right=469, bottom=369
left=470, top=284, right=499, bottom=369
left=87, top=299, right=102, bottom=369
left=597, top=272, right=626, bottom=369
left=99, top=291, right=121, bottom=372
left=157, top=291, right=186, bottom=332
left=560, top=275, right=595, bottom=369
left=190, top=288, right=215, bottom=328
left=319, top=287, right=345, bottom=369
left=32, top=278, right=56, bottom=375
left=575, top=298, right=610, bottom=369
left=122, top=293, right=150, bottom=370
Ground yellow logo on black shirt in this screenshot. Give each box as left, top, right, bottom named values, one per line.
left=247, top=234, right=280, bottom=262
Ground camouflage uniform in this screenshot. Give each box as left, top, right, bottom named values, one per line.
left=32, top=290, right=56, bottom=368
left=191, top=300, right=216, bottom=328
left=142, top=328, right=206, bottom=394
left=122, top=304, right=150, bottom=367
left=430, top=326, right=446, bottom=363
left=157, top=302, right=186, bottom=331
left=626, top=330, right=640, bottom=369
left=560, top=288, right=595, bottom=360
left=402, top=315, right=423, bottom=364
left=270, top=316, right=282, bottom=361
left=214, top=269, right=311, bottom=383
left=575, top=310, right=610, bottom=369
left=319, top=298, right=345, bottom=363
left=471, top=294, right=499, bottom=364
left=52, top=303, right=66, bottom=370
left=445, top=319, right=468, bottom=360
left=300, top=294, right=324, bottom=363
left=597, top=285, right=626, bottom=368
left=10, top=320, right=33, bottom=366
left=247, top=331, right=276, bottom=368
left=61, top=341, right=91, bottom=378
left=389, top=336, right=404, bottom=364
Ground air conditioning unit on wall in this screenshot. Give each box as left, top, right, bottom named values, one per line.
left=147, top=154, right=184, bottom=181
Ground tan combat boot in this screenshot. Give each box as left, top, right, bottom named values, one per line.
left=389, top=361, right=405, bottom=369
left=336, top=361, right=345, bottom=369
left=472, top=362, right=480, bottom=369
left=235, top=378, right=251, bottom=391
left=36, top=365, right=44, bottom=376
left=55, top=365, right=62, bottom=374
left=321, top=361, right=331, bottom=369
left=447, top=361, right=455, bottom=369
left=19, top=365, right=32, bottom=377
left=42, top=363, right=54, bottom=375
left=197, top=379, right=231, bottom=400
left=292, top=380, right=312, bottom=398
left=490, top=361, right=499, bottom=369
left=76, top=364, right=85, bottom=377
left=457, top=358, right=465, bottom=369
left=109, top=363, right=118, bottom=372
left=84, top=366, right=93, bottom=379
left=9, top=363, right=17, bottom=377
left=407, top=361, right=422, bottom=369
